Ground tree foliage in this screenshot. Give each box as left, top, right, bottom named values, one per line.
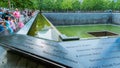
left=1, top=0, right=120, bottom=11
left=114, top=0, right=120, bottom=10
left=0, top=0, right=35, bottom=10
left=61, top=0, right=73, bottom=11
left=72, top=0, right=81, bottom=11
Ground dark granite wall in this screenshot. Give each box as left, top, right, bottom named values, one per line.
left=112, top=13, right=120, bottom=25
left=43, top=13, right=111, bottom=26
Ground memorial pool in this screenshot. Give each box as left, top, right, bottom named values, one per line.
left=28, top=14, right=120, bottom=41
left=56, top=24, right=120, bottom=38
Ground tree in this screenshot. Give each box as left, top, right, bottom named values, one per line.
left=0, top=0, right=35, bottom=10
left=30, top=0, right=39, bottom=9
left=114, top=0, right=120, bottom=10
left=81, top=0, right=112, bottom=11
left=61, top=0, right=73, bottom=11
left=41, top=0, right=53, bottom=11
left=0, top=0, right=8, bottom=8
left=81, top=0, right=93, bottom=11
left=11, top=0, right=34, bottom=9
left=0, top=0, right=119, bottom=12
left=72, top=0, right=81, bottom=11
left=52, top=0, right=63, bottom=12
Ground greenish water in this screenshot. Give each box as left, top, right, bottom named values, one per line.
left=27, top=14, right=59, bottom=41
left=56, top=25, right=120, bottom=38
left=28, top=14, right=51, bottom=37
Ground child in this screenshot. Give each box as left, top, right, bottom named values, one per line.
left=18, top=21, right=24, bottom=29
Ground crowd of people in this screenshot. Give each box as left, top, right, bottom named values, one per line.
left=0, top=8, right=34, bottom=35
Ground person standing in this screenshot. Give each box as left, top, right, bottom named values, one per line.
left=13, top=8, right=20, bottom=22
left=22, top=10, right=27, bottom=22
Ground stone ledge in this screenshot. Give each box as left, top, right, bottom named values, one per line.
left=59, top=34, right=79, bottom=41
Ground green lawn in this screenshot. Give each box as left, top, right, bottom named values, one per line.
left=56, top=24, right=120, bottom=38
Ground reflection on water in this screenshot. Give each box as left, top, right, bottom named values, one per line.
left=36, top=28, right=59, bottom=41
left=27, top=14, right=59, bottom=41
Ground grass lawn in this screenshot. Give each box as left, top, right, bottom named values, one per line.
left=56, top=24, right=120, bottom=38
